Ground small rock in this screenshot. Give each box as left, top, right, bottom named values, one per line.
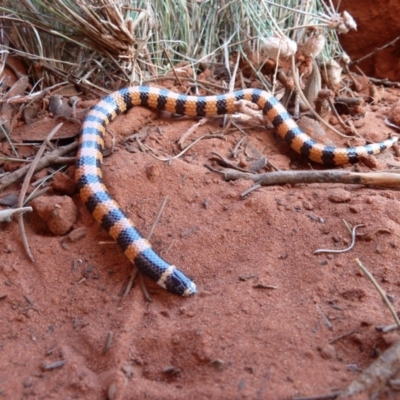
left=0, top=193, right=18, bottom=207
left=349, top=205, right=361, bottom=213
left=67, top=227, right=87, bottom=242
left=359, top=154, right=379, bottom=169
left=52, top=172, right=76, bottom=195
left=210, top=359, right=225, bottom=371
left=32, top=168, right=48, bottom=182
left=376, top=245, right=384, bottom=254
left=328, top=116, right=339, bottom=126
left=340, top=288, right=366, bottom=301
left=327, top=188, right=351, bottom=203
left=350, top=332, right=363, bottom=345
left=248, top=156, right=267, bottom=172
left=348, top=137, right=367, bottom=147
left=121, top=364, right=134, bottom=379
left=145, top=164, right=161, bottom=183
left=381, top=332, right=400, bottom=347
left=107, top=382, right=117, bottom=400
left=319, top=344, right=336, bottom=360
left=302, top=200, right=313, bottom=210
left=31, top=195, right=77, bottom=235
left=394, top=143, right=400, bottom=158
left=298, top=116, right=333, bottom=145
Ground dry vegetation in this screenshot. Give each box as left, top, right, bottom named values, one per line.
left=1, top=1, right=400, bottom=398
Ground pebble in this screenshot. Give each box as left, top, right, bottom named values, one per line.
left=31, top=195, right=77, bottom=235
left=319, top=344, right=336, bottom=360
left=302, top=200, right=313, bottom=210
left=327, top=189, right=351, bottom=203
left=381, top=332, right=400, bottom=347
left=145, top=164, right=161, bottom=183
left=67, top=227, right=87, bottom=242
left=52, top=172, right=75, bottom=195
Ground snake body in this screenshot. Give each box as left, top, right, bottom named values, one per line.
left=75, top=86, right=397, bottom=296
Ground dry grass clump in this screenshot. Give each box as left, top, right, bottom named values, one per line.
left=0, top=0, right=354, bottom=92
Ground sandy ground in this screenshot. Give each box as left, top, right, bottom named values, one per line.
left=1, top=81, right=400, bottom=400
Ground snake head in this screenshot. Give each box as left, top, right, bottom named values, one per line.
left=158, top=266, right=197, bottom=296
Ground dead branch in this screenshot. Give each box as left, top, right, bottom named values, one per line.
left=0, top=141, right=78, bottom=191
left=340, top=339, right=400, bottom=397
left=207, top=168, right=400, bottom=189
left=16, top=123, right=64, bottom=262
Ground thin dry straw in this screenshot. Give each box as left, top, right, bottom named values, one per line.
left=1, top=0, right=345, bottom=88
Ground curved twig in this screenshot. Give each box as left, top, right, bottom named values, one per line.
left=17, top=123, right=63, bottom=262
left=313, top=223, right=364, bottom=254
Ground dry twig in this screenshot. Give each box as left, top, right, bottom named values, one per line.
left=206, top=169, right=400, bottom=191
left=340, top=339, right=400, bottom=397
left=355, top=258, right=400, bottom=328
left=314, top=222, right=364, bottom=255
left=0, top=141, right=78, bottom=191
left=17, top=123, right=63, bottom=262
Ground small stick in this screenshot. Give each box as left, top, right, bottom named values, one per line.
left=162, top=47, right=183, bottom=86
left=24, top=166, right=65, bottom=204
left=165, top=238, right=176, bottom=255
left=122, top=272, right=137, bottom=298
left=141, top=196, right=170, bottom=302
left=317, top=304, right=332, bottom=330
left=340, top=338, right=400, bottom=397
left=124, top=197, right=169, bottom=301
left=343, top=64, right=363, bottom=92
left=357, top=228, right=391, bottom=240
left=0, top=156, right=31, bottom=163
left=142, top=46, right=157, bottom=77
left=23, top=187, right=50, bottom=204
left=103, top=331, right=113, bottom=354
left=370, top=77, right=400, bottom=88
left=202, top=169, right=400, bottom=198
left=334, top=97, right=362, bottom=106
left=210, top=151, right=250, bottom=172
left=326, top=96, right=353, bottom=133
left=144, top=133, right=209, bottom=162
left=314, top=223, right=364, bottom=254
left=17, top=123, right=63, bottom=262
left=385, top=118, right=400, bottom=131
left=0, top=141, right=78, bottom=191
left=231, top=135, right=247, bottom=158
left=42, top=360, right=66, bottom=371
left=138, top=274, right=153, bottom=303
left=329, top=329, right=357, bottom=344
left=290, top=55, right=354, bottom=139
left=0, top=207, right=32, bottom=222
left=355, top=258, right=400, bottom=328
left=0, top=123, right=19, bottom=158
left=0, top=81, right=67, bottom=104
left=351, top=35, right=400, bottom=66
left=241, top=183, right=262, bottom=197
left=376, top=324, right=398, bottom=333
left=217, top=170, right=400, bottom=190
left=144, top=74, right=231, bottom=92
left=147, top=196, right=168, bottom=241
left=178, top=118, right=209, bottom=149
left=292, top=392, right=339, bottom=400
left=231, top=121, right=255, bottom=137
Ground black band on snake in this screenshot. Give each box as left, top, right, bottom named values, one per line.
left=75, top=86, right=397, bottom=296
